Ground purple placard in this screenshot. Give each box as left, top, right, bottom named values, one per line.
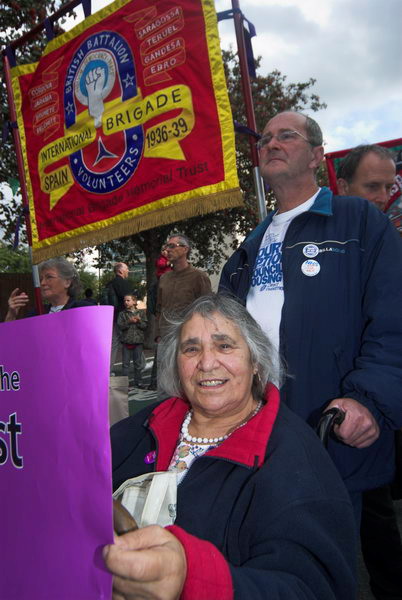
left=0, top=306, right=114, bottom=600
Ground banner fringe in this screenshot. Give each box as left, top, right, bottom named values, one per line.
left=31, top=188, right=243, bottom=263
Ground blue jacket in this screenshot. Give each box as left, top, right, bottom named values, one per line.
left=111, top=387, right=356, bottom=600
left=219, top=187, right=402, bottom=492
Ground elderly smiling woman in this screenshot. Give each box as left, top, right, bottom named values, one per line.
left=105, top=294, right=356, bottom=600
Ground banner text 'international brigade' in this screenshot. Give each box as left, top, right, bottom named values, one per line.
left=11, top=0, right=242, bottom=262
left=325, top=139, right=402, bottom=234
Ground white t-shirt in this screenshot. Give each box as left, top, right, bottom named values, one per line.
left=246, top=191, right=320, bottom=354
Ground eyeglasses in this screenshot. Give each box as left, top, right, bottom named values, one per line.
left=40, top=274, right=60, bottom=282
left=256, top=130, right=311, bottom=151
left=165, top=242, right=187, bottom=249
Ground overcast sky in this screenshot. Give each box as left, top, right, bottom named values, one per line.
left=62, top=0, right=402, bottom=153
left=215, top=0, right=401, bottom=152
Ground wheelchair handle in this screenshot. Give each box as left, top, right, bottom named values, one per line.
left=316, top=407, right=346, bottom=447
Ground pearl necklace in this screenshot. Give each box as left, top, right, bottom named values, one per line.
left=181, top=400, right=263, bottom=445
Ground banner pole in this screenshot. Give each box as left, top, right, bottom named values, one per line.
left=231, top=0, right=267, bottom=221
left=2, top=0, right=91, bottom=313
left=2, top=52, right=44, bottom=314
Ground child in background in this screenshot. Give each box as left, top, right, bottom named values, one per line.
left=117, top=294, right=147, bottom=388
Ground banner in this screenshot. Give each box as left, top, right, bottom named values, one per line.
left=0, top=307, right=114, bottom=599
left=11, top=0, right=242, bottom=262
left=325, top=138, right=402, bottom=233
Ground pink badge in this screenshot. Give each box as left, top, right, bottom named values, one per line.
left=144, top=450, right=156, bottom=464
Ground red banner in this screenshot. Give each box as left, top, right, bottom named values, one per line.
left=11, top=0, right=242, bottom=262
left=325, top=139, right=402, bottom=233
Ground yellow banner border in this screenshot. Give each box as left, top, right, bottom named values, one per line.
left=31, top=185, right=243, bottom=263
left=201, top=0, right=239, bottom=189
left=12, top=0, right=242, bottom=261
left=10, top=61, right=40, bottom=245
left=42, top=0, right=137, bottom=57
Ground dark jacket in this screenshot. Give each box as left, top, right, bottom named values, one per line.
left=219, top=187, right=402, bottom=492
left=111, top=386, right=356, bottom=600
left=117, top=308, right=147, bottom=344
left=27, top=298, right=92, bottom=316
left=44, top=298, right=92, bottom=312
left=109, top=275, right=133, bottom=321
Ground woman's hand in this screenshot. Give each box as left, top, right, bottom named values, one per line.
left=5, top=288, right=29, bottom=321
left=104, top=525, right=187, bottom=600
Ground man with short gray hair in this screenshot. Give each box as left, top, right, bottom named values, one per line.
left=155, top=234, right=211, bottom=340
left=220, top=110, right=402, bottom=520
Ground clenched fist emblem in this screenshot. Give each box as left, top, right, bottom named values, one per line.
left=85, top=66, right=107, bottom=128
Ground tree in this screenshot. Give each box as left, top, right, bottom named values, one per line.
left=77, top=269, right=97, bottom=298
left=0, top=0, right=72, bottom=244
left=1, top=12, right=327, bottom=294
left=89, top=49, right=327, bottom=293
left=0, top=242, right=30, bottom=272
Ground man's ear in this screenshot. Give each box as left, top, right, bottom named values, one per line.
left=310, top=145, right=324, bottom=170
left=337, top=178, right=349, bottom=195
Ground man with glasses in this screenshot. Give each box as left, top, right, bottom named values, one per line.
left=220, top=111, right=402, bottom=521
left=155, top=234, right=211, bottom=396
left=155, top=234, right=211, bottom=342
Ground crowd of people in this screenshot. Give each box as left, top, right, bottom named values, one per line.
left=2, top=109, right=402, bottom=599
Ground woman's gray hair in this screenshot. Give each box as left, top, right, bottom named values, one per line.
left=159, top=294, right=282, bottom=400
left=39, top=258, right=82, bottom=299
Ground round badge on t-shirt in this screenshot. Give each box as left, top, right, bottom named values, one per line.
left=301, top=259, right=321, bottom=277
left=303, top=244, right=319, bottom=258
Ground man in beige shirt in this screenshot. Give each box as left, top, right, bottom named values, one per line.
left=155, top=234, right=211, bottom=395
left=156, top=234, right=212, bottom=339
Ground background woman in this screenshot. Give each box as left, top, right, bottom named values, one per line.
left=5, top=258, right=89, bottom=321
left=105, top=294, right=356, bottom=599
left=38, top=257, right=87, bottom=313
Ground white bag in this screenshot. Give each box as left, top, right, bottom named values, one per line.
left=108, top=375, right=129, bottom=426
left=113, top=471, right=177, bottom=528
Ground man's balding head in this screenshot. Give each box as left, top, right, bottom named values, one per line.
left=114, top=262, right=129, bottom=278
left=257, top=111, right=324, bottom=196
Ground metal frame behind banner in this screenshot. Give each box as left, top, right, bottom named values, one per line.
left=3, top=51, right=44, bottom=314
left=231, top=0, right=267, bottom=222
left=2, top=0, right=265, bottom=315
left=2, top=0, right=92, bottom=315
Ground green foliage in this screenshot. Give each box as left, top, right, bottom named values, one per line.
left=90, top=50, right=327, bottom=287
left=222, top=49, right=327, bottom=220
left=0, top=12, right=327, bottom=293
left=77, top=270, right=97, bottom=298
left=0, top=242, right=31, bottom=272
left=0, top=0, right=74, bottom=244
